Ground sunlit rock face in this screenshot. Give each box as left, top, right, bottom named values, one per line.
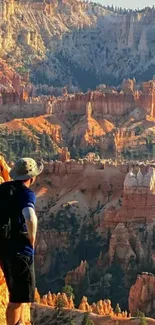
left=103, top=165, right=155, bottom=227
left=1, top=1, right=155, bottom=89
left=129, top=273, right=155, bottom=316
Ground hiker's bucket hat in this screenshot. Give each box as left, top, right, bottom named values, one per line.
left=10, top=157, right=44, bottom=180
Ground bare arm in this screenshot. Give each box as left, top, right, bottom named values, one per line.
left=22, top=207, right=38, bottom=248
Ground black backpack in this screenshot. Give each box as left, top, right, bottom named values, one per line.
left=0, top=181, right=20, bottom=241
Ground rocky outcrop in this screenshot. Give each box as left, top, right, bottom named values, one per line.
left=50, top=83, right=155, bottom=121
left=65, top=261, right=87, bottom=286
left=60, top=147, right=70, bottom=162
left=0, top=59, right=33, bottom=105
left=38, top=288, right=129, bottom=318
left=103, top=165, right=155, bottom=227
left=1, top=78, right=155, bottom=120
left=31, top=303, right=155, bottom=325
left=129, top=273, right=155, bottom=316
left=78, top=297, right=117, bottom=316
left=40, top=291, right=75, bottom=309
left=0, top=153, right=11, bottom=183
left=108, top=223, right=141, bottom=270
left=96, top=165, right=155, bottom=275
left=118, top=166, right=155, bottom=223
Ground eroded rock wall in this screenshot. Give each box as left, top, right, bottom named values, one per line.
left=129, top=273, right=155, bottom=316
left=1, top=1, right=155, bottom=88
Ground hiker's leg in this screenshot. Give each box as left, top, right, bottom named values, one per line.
left=19, top=303, right=26, bottom=325
left=6, top=302, right=21, bottom=325
left=8, top=254, right=35, bottom=325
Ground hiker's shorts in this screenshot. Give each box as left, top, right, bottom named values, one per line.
left=0, top=253, right=35, bottom=303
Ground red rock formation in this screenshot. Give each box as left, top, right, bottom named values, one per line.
left=65, top=261, right=87, bottom=286
left=129, top=273, right=155, bottom=315
left=40, top=291, right=75, bottom=309
left=103, top=165, right=155, bottom=228
left=121, top=79, right=136, bottom=94
left=39, top=289, right=129, bottom=318
left=78, top=296, right=130, bottom=319
left=0, top=154, right=11, bottom=183
left=51, top=83, right=155, bottom=121
left=0, top=76, right=155, bottom=155
left=60, top=147, right=70, bottom=162
left=0, top=59, right=33, bottom=105
left=0, top=76, right=155, bottom=121
left=118, top=166, right=155, bottom=222
left=79, top=296, right=92, bottom=312
left=108, top=223, right=143, bottom=269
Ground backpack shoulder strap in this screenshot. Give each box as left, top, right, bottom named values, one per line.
left=0, top=181, right=18, bottom=240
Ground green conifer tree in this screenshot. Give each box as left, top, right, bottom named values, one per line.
left=62, top=285, right=75, bottom=298
left=115, top=303, right=121, bottom=315
left=139, top=314, right=148, bottom=325
left=55, top=296, right=66, bottom=311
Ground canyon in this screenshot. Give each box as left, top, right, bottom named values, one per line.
left=2, top=46, right=155, bottom=325
left=32, top=159, right=155, bottom=313
left=2, top=155, right=155, bottom=316
left=1, top=69, right=155, bottom=317
left=2, top=0, right=155, bottom=322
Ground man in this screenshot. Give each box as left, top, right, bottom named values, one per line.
left=0, top=157, right=43, bottom=325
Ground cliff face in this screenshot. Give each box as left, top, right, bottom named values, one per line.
left=1, top=1, right=155, bottom=89
left=98, top=166, right=155, bottom=273
left=0, top=58, right=39, bottom=127
left=103, top=166, right=155, bottom=226
left=129, top=273, right=155, bottom=316
left=31, top=160, right=155, bottom=313
left=65, top=261, right=88, bottom=286
left=34, top=160, right=125, bottom=275
left=50, top=85, right=155, bottom=120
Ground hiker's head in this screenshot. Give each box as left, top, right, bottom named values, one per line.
left=10, top=158, right=44, bottom=186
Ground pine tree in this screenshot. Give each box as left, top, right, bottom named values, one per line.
left=139, top=314, right=147, bottom=325
left=55, top=296, right=66, bottom=311
left=62, top=285, right=75, bottom=298
left=115, top=303, right=121, bottom=315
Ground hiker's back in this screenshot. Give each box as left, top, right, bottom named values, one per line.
left=0, top=181, right=34, bottom=256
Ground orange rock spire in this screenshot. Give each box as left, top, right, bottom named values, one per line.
left=0, top=154, right=11, bottom=183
